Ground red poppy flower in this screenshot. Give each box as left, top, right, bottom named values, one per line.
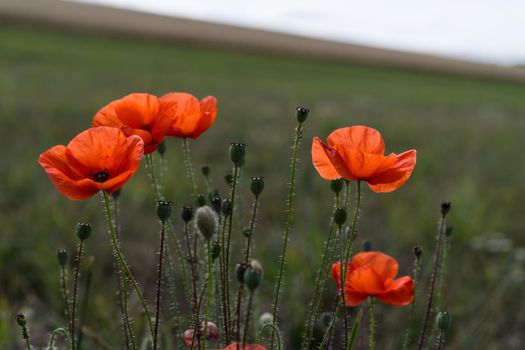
left=38, top=126, right=144, bottom=200
left=220, top=343, right=267, bottom=350
left=312, top=126, right=416, bottom=192
left=160, top=92, right=217, bottom=139
left=92, top=93, right=176, bottom=154
left=332, top=251, right=414, bottom=307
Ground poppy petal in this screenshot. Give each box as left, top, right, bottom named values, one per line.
left=347, top=265, right=385, bottom=294
left=327, top=126, right=385, bottom=155
left=312, top=137, right=341, bottom=180
left=344, top=290, right=369, bottom=307
left=377, top=276, right=414, bottom=306
left=192, top=95, right=217, bottom=139
left=314, top=138, right=356, bottom=180
left=161, top=92, right=201, bottom=137
left=351, top=252, right=398, bottom=282
left=333, top=146, right=397, bottom=180
left=367, top=150, right=417, bottom=193
left=94, top=93, right=160, bottom=129
left=222, top=343, right=267, bottom=350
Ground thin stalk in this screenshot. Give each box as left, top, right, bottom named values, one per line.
left=102, top=190, right=154, bottom=338
left=417, top=215, right=447, bottom=350
left=435, top=331, right=445, bottom=350
left=146, top=154, right=163, bottom=200
left=242, top=289, right=255, bottom=347
left=184, top=222, right=199, bottom=322
left=244, top=196, right=259, bottom=263
left=219, top=214, right=231, bottom=344
left=163, top=239, right=182, bottom=347
left=77, top=259, right=93, bottom=350
left=182, top=138, right=198, bottom=198
left=48, top=327, right=72, bottom=349
left=347, top=309, right=363, bottom=350
left=368, top=298, right=376, bottom=350
left=202, top=240, right=213, bottom=350
left=318, top=303, right=340, bottom=349
left=271, top=121, right=304, bottom=348
left=60, top=265, right=71, bottom=336
left=153, top=221, right=167, bottom=350
left=437, top=235, right=451, bottom=309
left=259, top=323, right=283, bottom=350
left=402, top=252, right=423, bottom=350
left=71, top=240, right=84, bottom=350
left=342, top=181, right=361, bottom=274
left=190, top=278, right=209, bottom=349
left=235, top=286, right=243, bottom=346
left=338, top=225, right=348, bottom=349
left=21, top=324, right=31, bottom=350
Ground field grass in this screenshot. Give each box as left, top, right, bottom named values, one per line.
left=1, top=21, right=525, bottom=349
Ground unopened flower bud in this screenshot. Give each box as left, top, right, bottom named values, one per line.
left=250, top=177, right=265, bottom=197
left=334, top=207, right=347, bottom=227
left=244, top=259, right=263, bottom=290
left=196, top=206, right=218, bottom=240
left=229, top=143, right=246, bottom=166
left=156, top=200, right=173, bottom=223
left=16, top=313, right=27, bottom=327
left=259, top=312, right=273, bottom=327
left=57, top=249, right=68, bottom=267
left=157, top=140, right=167, bottom=156
left=296, top=106, right=310, bottom=123
left=199, top=321, right=219, bottom=341
left=211, top=241, right=221, bottom=260
left=111, top=188, right=122, bottom=199
left=436, top=311, right=452, bottom=331
left=320, top=312, right=332, bottom=328
left=224, top=172, right=233, bottom=185
left=441, top=202, right=451, bottom=217
left=197, top=194, right=206, bottom=207
left=235, top=262, right=249, bottom=284
left=181, top=206, right=194, bottom=223
left=330, top=178, right=344, bottom=193
left=76, top=222, right=91, bottom=241
left=413, top=245, right=423, bottom=258
left=201, top=164, right=210, bottom=177
left=211, top=197, right=222, bottom=214
left=362, top=240, right=372, bottom=252
left=222, top=199, right=232, bottom=216
left=445, top=225, right=453, bottom=237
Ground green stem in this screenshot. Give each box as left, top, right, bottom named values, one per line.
left=402, top=253, right=422, bottom=350
left=146, top=154, right=162, bottom=200
left=347, top=310, right=363, bottom=350
left=259, top=323, right=283, bottom=350
left=190, top=277, right=209, bottom=349
left=338, top=224, right=348, bottom=348
left=202, top=240, right=213, bottom=350
left=60, top=265, right=71, bottom=337
left=71, top=240, right=84, bottom=350
left=318, top=303, right=340, bottom=349
left=369, top=298, right=376, bottom=350
left=48, top=327, right=72, bottom=349
left=244, top=196, right=259, bottom=263
left=219, top=214, right=231, bottom=344
left=23, top=327, right=31, bottom=350
left=182, top=138, right=198, bottom=198
left=271, top=121, right=303, bottom=348
left=343, top=181, right=361, bottom=272
left=153, top=221, right=166, bottom=350
left=102, top=190, right=154, bottom=338
left=242, top=290, right=255, bottom=347
left=77, top=259, right=93, bottom=350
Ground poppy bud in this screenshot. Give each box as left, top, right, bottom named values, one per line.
left=441, top=202, right=451, bottom=217
left=183, top=329, right=198, bottom=348
left=222, top=199, right=232, bottom=216
left=235, top=262, right=249, bottom=284
left=211, top=241, right=221, bottom=260
left=413, top=245, right=423, bottom=258
left=196, top=206, right=218, bottom=240
left=334, top=207, right=347, bottom=227
left=445, top=225, right=453, bottom=237
left=243, top=227, right=251, bottom=237
left=210, top=197, right=222, bottom=214
left=229, top=143, right=246, bottom=166
left=244, top=260, right=263, bottom=290
left=362, top=240, right=372, bottom=252
left=201, top=164, right=210, bottom=177
left=199, top=321, right=219, bottom=341
left=157, top=140, right=167, bottom=156
left=156, top=200, right=173, bottom=223
left=320, top=312, right=332, bottom=328
left=140, top=335, right=153, bottom=350
left=181, top=206, right=194, bottom=223
left=330, top=178, right=344, bottom=193
left=259, top=312, right=274, bottom=327
left=250, top=177, right=265, bottom=197
left=76, top=222, right=91, bottom=241
left=197, top=194, right=206, bottom=207
left=16, top=313, right=27, bottom=327
left=224, top=172, right=234, bottom=185
left=296, top=106, right=310, bottom=123
left=57, top=249, right=68, bottom=267
left=436, top=311, right=452, bottom=331
left=111, top=188, right=122, bottom=199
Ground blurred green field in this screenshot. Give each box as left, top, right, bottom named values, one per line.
left=1, top=21, right=525, bottom=349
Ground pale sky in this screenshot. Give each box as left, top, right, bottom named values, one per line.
left=71, top=0, right=525, bottom=66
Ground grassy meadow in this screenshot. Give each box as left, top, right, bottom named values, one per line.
left=1, top=21, right=525, bottom=349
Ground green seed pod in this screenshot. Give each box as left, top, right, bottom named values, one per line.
left=229, top=142, right=246, bottom=166
left=156, top=200, right=173, bottom=223
left=235, top=262, right=248, bottom=284
left=76, top=222, right=91, bottom=241
left=258, top=312, right=274, bottom=327
left=445, top=225, right=453, bottom=237
left=436, top=311, right=452, bottom=331
left=57, top=249, right=68, bottom=267
left=211, top=241, right=221, bottom=260
left=201, top=164, right=210, bottom=177
left=16, top=313, right=27, bottom=327
left=196, top=206, right=218, bottom=240
left=181, top=206, right=194, bottom=223
left=222, top=199, right=232, bottom=216
left=441, top=202, right=451, bottom=217
left=296, top=106, right=310, bottom=123
left=413, top=245, right=423, bottom=258
left=244, top=259, right=263, bottom=290
left=330, top=178, right=344, bottom=193
left=250, top=177, right=265, bottom=197
left=224, top=172, right=234, bottom=185
left=197, top=194, right=206, bottom=207
left=156, top=140, right=167, bottom=156
left=334, top=207, right=347, bottom=227
left=211, top=197, right=222, bottom=214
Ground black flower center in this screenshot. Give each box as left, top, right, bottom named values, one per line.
left=92, top=170, right=110, bottom=183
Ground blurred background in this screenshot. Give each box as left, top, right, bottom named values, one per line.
left=1, top=0, right=524, bottom=348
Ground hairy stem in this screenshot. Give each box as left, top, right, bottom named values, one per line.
left=368, top=298, right=376, bottom=350
left=202, top=240, right=213, bottom=350
left=153, top=221, right=166, bottom=350
left=182, top=138, right=199, bottom=199
left=184, top=222, right=199, bottom=323
left=318, top=303, right=340, bottom=349
left=347, top=309, right=363, bottom=350
left=338, top=224, right=348, bottom=349
left=48, top=327, right=72, bottom=349
left=244, top=196, right=259, bottom=263
left=402, top=253, right=422, bottom=350
left=71, top=240, right=84, bottom=350
left=260, top=323, right=283, bottom=350
left=60, top=265, right=71, bottom=337
left=242, top=289, right=255, bottom=347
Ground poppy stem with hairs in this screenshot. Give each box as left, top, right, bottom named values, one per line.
left=402, top=247, right=423, bottom=350
left=368, top=298, right=376, bottom=350
left=318, top=302, right=341, bottom=349
left=101, top=190, right=154, bottom=338
left=202, top=239, right=213, bottom=350
left=244, top=195, right=259, bottom=263
left=48, top=327, right=73, bottom=349
left=259, top=323, right=283, bottom=350
left=219, top=211, right=232, bottom=344
left=71, top=239, right=84, bottom=350
left=242, top=289, right=255, bottom=348
left=153, top=220, right=167, bottom=350
left=271, top=118, right=305, bottom=349
left=338, top=223, right=349, bottom=348
left=343, top=181, right=362, bottom=270
left=59, top=261, right=71, bottom=338
left=182, top=138, right=198, bottom=199
left=347, top=309, right=363, bottom=350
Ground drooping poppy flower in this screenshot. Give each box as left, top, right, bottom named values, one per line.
left=92, top=93, right=177, bottom=154
left=220, top=343, right=267, bottom=350
left=160, top=92, right=217, bottom=139
left=332, top=251, right=414, bottom=307
left=38, top=126, right=144, bottom=200
left=312, top=126, right=416, bottom=192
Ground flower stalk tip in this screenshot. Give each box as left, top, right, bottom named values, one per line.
left=296, top=106, right=310, bottom=123
left=76, top=222, right=91, bottom=241
left=156, top=200, right=173, bottom=223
